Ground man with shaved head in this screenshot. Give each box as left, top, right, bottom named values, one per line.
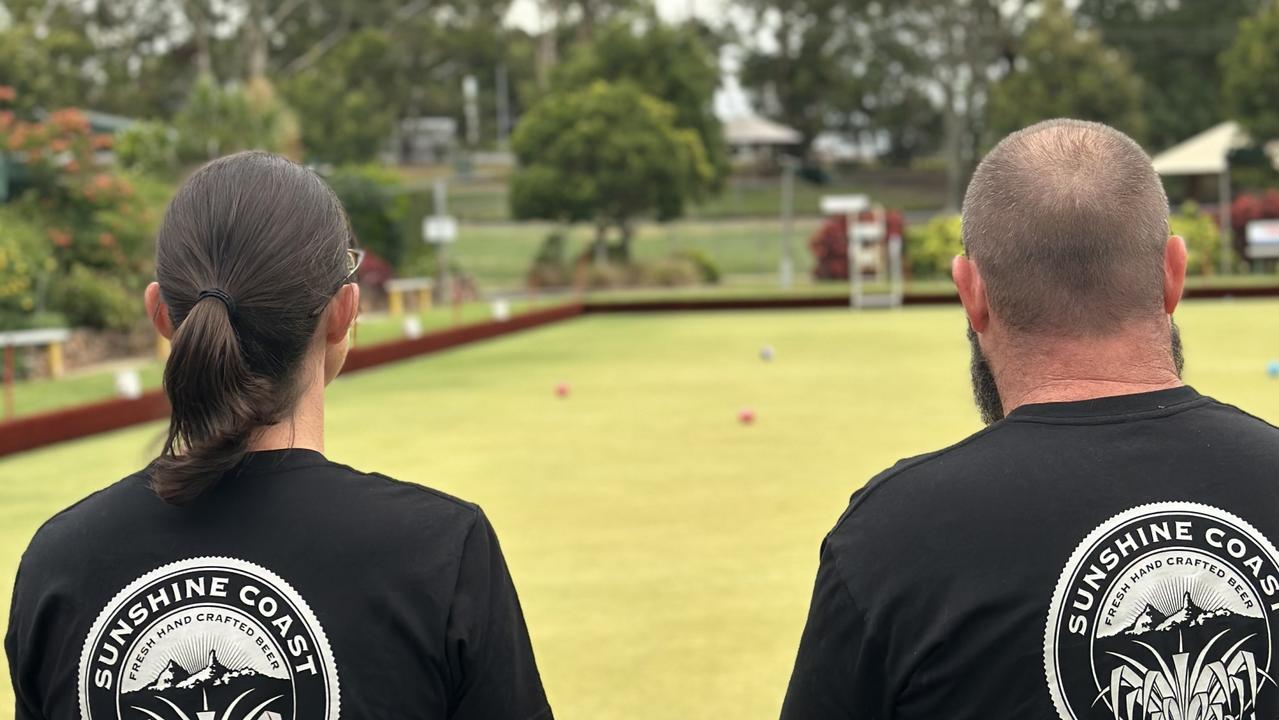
left=780, top=120, right=1279, bottom=720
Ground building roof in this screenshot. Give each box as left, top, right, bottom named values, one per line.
left=1151, top=121, right=1250, bottom=176
left=723, top=115, right=802, bottom=146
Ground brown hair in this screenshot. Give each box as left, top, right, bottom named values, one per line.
left=152, top=151, right=353, bottom=504
left=962, top=119, right=1170, bottom=336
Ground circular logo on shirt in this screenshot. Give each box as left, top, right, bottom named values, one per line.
left=1045, top=503, right=1279, bottom=720
left=78, top=557, right=339, bottom=720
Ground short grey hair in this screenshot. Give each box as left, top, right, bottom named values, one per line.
left=962, top=119, right=1170, bottom=336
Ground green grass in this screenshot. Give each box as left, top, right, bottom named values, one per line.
left=0, top=303, right=534, bottom=420
left=431, top=218, right=825, bottom=289
left=5, top=300, right=1279, bottom=718
left=2, top=363, right=163, bottom=419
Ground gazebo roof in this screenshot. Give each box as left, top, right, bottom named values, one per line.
left=1151, top=121, right=1249, bottom=176
left=723, top=115, right=802, bottom=146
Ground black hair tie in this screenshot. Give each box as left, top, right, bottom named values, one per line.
left=196, top=287, right=236, bottom=316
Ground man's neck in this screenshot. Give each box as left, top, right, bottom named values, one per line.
left=993, top=329, right=1182, bottom=415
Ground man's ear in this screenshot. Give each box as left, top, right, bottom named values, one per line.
left=144, top=282, right=173, bottom=340
left=1163, top=235, right=1188, bottom=315
left=324, top=283, right=360, bottom=345
left=952, top=255, right=990, bottom=333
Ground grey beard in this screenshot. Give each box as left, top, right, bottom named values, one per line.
left=966, top=318, right=1184, bottom=426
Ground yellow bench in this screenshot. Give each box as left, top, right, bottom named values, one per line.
left=0, top=327, right=72, bottom=379
left=384, top=277, right=434, bottom=317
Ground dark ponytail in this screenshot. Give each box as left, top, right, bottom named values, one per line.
left=151, top=152, right=353, bottom=504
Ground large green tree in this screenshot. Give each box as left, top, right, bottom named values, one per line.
left=735, top=0, right=866, bottom=156
left=987, top=0, right=1146, bottom=143
left=1221, top=2, right=1279, bottom=145
left=554, top=18, right=728, bottom=187
left=509, top=81, right=713, bottom=261
left=280, top=28, right=400, bottom=164
left=736, top=0, right=1028, bottom=207
left=1077, top=0, right=1264, bottom=150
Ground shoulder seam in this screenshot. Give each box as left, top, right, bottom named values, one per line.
left=321, top=461, right=480, bottom=514
left=834, top=421, right=1010, bottom=531
left=1201, top=396, right=1279, bottom=433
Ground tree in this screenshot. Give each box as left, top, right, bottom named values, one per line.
left=509, top=81, right=713, bottom=261
left=736, top=0, right=1026, bottom=205
left=176, top=74, right=300, bottom=161
left=1221, top=2, right=1279, bottom=145
left=554, top=18, right=728, bottom=187
left=736, top=0, right=867, bottom=156
left=987, top=0, right=1146, bottom=143
left=1078, top=0, right=1264, bottom=151
left=280, top=29, right=400, bottom=164
left=0, top=24, right=96, bottom=114
left=880, top=0, right=1029, bottom=210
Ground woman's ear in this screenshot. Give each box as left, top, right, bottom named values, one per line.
left=145, top=282, right=173, bottom=340
left=325, top=283, right=361, bottom=345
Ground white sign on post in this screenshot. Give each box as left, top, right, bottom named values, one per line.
left=1247, top=219, right=1279, bottom=259
left=423, top=215, right=458, bottom=244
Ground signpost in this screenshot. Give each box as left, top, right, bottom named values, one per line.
left=779, top=156, right=799, bottom=288
left=423, top=179, right=458, bottom=309
left=820, top=194, right=902, bottom=309
left=1246, top=219, right=1279, bottom=260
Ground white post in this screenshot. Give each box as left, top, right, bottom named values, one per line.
left=434, top=179, right=449, bottom=302
left=779, top=156, right=797, bottom=288
left=463, top=75, right=480, bottom=147
left=849, top=214, right=861, bottom=309
left=888, top=234, right=903, bottom=307
left=1219, top=169, right=1232, bottom=274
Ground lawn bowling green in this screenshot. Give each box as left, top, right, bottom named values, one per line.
left=4, top=301, right=1279, bottom=720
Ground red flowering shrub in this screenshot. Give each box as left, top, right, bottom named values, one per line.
left=0, top=89, right=156, bottom=329
left=809, top=209, right=906, bottom=281
left=1230, top=189, right=1279, bottom=261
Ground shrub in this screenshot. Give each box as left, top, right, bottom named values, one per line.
left=640, top=256, right=701, bottom=287
left=905, top=214, right=963, bottom=279
left=527, top=232, right=572, bottom=289
left=115, top=121, right=178, bottom=175
left=53, top=264, right=140, bottom=330
left=1229, top=188, right=1279, bottom=262
left=1169, top=202, right=1222, bottom=275
left=809, top=209, right=908, bottom=280
left=326, top=165, right=409, bottom=268
left=0, top=208, right=52, bottom=330
left=671, top=248, right=721, bottom=284
left=583, top=263, right=632, bottom=290
left=176, top=75, right=300, bottom=162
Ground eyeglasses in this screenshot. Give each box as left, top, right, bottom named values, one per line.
left=310, top=247, right=365, bottom=316
left=340, top=248, right=365, bottom=285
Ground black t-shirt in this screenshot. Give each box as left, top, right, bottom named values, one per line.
left=782, top=386, right=1279, bottom=720
left=6, top=449, right=551, bottom=720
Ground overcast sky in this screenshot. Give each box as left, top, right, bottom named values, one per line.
left=503, top=0, right=732, bottom=31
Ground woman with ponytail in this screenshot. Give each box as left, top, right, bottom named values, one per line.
left=6, top=152, right=552, bottom=720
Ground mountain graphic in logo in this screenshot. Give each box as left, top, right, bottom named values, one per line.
left=123, top=649, right=292, bottom=719
left=143, top=650, right=271, bottom=692
left=1123, top=592, right=1238, bottom=636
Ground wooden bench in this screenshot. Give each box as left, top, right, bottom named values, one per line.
left=0, top=327, right=72, bottom=378
left=1, top=327, right=72, bottom=419
left=384, top=277, right=434, bottom=316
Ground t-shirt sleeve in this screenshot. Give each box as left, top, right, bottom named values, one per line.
left=445, top=508, right=552, bottom=720
left=780, top=535, right=891, bottom=720
left=6, top=561, right=42, bottom=720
